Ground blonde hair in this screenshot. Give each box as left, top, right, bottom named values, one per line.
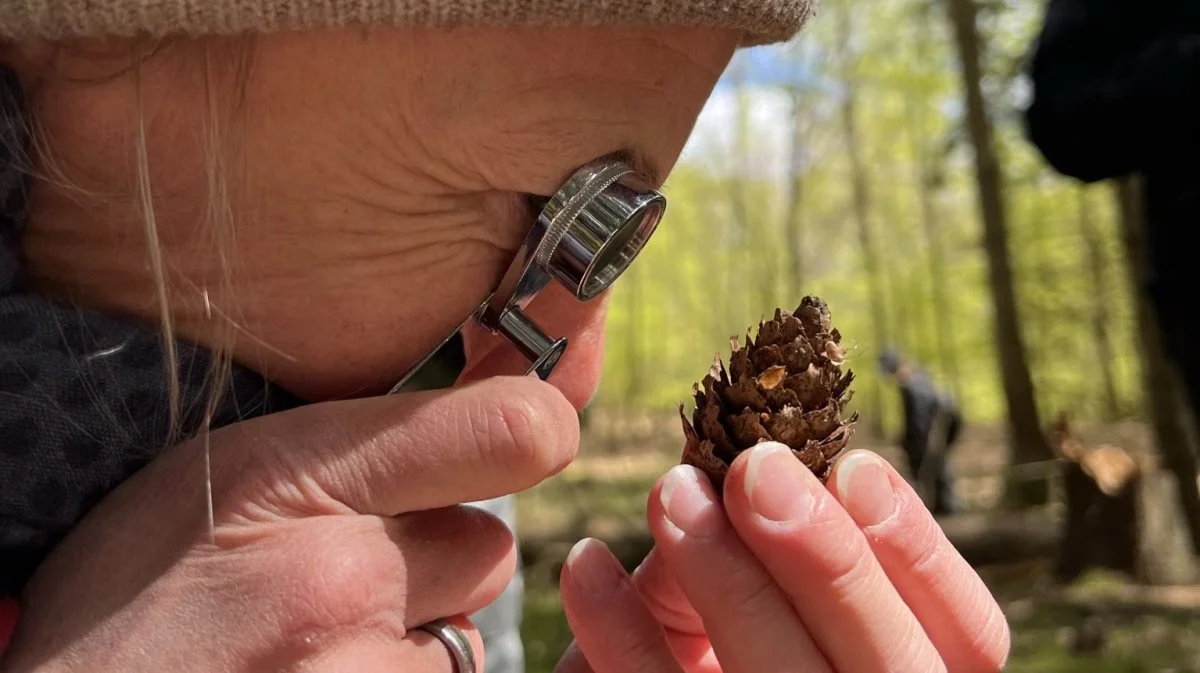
left=10, top=36, right=257, bottom=535
left=138, top=37, right=256, bottom=535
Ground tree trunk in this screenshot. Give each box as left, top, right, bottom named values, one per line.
left=783, top=88, right=808, bottom=291
left=721, top=62, right=747, bottom=332
left=943, top=0, right=1054, bottom=505
left=1112, top=176, right=1200, bottom=557
left=1055, top=447, right=1197, bottom=586
left=625, top=267, right=642, bottom=401
left=1029, top=190, right=1056, bottom=422
left=912, top=141, right=961, bottom=396
left=907, top=27, right=962, bottom=401
left=837, top=7, right=889, bottom=436
left=883, top=191, right=911, bottom=350
left=726, top=72, right=774, bottom=312
left=1077, top=188, right=1122, bottom=420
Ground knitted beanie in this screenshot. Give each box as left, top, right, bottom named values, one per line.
left=0, top=1, right=815, bottom=46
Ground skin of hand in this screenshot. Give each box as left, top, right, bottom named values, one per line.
left=555, top=444, right=1011, bottom=673
left=0, top=374, right=579, bottom=673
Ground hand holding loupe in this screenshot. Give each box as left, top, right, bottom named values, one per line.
left=389, top=156, right=666, bottom=394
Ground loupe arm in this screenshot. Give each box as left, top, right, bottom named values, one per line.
left=388, top=157, right=664, bottom=395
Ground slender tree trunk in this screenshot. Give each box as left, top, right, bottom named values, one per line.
left=883, top=189, right=912, bottom=351
left=625, top=267, right=642, bottom=402
left=783, top=88, right=808, bottom=291
left=916, top=157, right=961, bottom=396
left=727, top=73, right=774, bottom=312
left=1030, top=190, right=1056, bottom=421
left=906, top=32, right=962, bottom=401
left=1077, top=188, right=1122, bottom=419
left=943, top=0, right=1054, bottom=504
left=837, top=7, right=889, bottom=436
left=722, top=66, right=747, bottom=331
left=1113, top=176, right=1200, bottom=556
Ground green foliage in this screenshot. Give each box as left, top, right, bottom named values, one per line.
left=594, top=0, right=1143, bottom=430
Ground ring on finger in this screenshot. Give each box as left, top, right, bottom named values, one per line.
left=417, top=618, right=478, bottom=673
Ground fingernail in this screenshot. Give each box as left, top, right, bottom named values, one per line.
left=835, top=451, right=896, bottom=527
left=565, top=538, right=626, bottom=595
left=743, top=442, right=816, bottom=523
left=661, top=465, right=722, bottom=537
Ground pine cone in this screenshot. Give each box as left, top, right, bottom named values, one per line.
left=680, top=296, right=859, bottom=488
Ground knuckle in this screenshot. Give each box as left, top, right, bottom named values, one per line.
left=799, top=505, right=877, bottom=596
left=871, top=498, right=950, bottom=574
left=959, top=600, right=1011, bottom=672
left=207, top=408, right=361, bottom=520
left=490, top=389, right=544, bottom=463
left=822, top=543, right=877, bottom=604
left=275, top=525, right=404, bottom=637
left=470, top=379, right=575, bottom=481
left=720, top=562, right=782, bottom=619
left=904, top=527, right=947, bottom=581
left=224, top=434, right=350, bottom=520
left=600, top=621, right=669, bottom=668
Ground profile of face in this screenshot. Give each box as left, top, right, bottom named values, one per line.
left=3, top=25, right=739, bottom=406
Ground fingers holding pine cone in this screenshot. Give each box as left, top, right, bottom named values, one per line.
left=680, top=296, right=858, bottom=487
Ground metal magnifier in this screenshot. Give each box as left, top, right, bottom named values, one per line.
left=388, top=157, right=666, bottom=394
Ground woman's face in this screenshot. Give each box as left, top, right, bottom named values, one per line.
left=8, top=26, right=738, bottom=405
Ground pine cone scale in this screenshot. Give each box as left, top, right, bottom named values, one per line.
left=681, top=296, right=857, bottom=487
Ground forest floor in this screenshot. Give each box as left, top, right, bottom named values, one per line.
left=515, top=410, right=1200, bottom=673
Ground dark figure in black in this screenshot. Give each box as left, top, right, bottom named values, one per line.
left=1025, top=0, right=1200, bottom=416
left=879, top=349, right=962, bottom=516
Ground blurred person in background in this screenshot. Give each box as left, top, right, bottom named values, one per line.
left=880, top=348, right=963, bottom=515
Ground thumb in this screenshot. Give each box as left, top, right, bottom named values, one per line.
left=208, top=375, right=579, bottom=517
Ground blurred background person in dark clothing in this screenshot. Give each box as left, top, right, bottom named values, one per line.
left=880, top=348, right=964, bottom=515
left=1025, top=0, right=1200, bottom=416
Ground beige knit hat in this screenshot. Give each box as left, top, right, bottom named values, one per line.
left=0, top=1, right=815, bottom=45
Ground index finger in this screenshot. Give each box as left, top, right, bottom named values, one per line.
left=210, top=375, right=579, bottom=517
left=558, top=539, right=685, bottom=673
left=721, top=443, right=943, bottom=673
left=828, top=451, right=1010, bottom=672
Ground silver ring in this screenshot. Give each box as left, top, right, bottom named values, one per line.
left=417, top=619, right=477, bottom=673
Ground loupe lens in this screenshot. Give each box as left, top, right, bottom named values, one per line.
left=543, top=172, right=666, bottom=301
left=581, top=196, right=663, bottom=299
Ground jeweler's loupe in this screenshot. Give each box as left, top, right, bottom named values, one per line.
left=389, top=157, right=665, bottom=394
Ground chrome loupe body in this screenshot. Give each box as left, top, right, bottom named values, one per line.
left=389, top=157, right=665, bottom=393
